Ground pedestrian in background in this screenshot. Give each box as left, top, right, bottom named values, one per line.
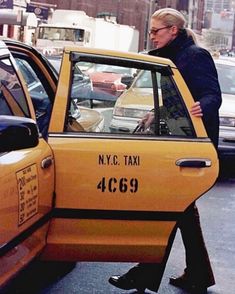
left=108, top=7, right=222, bottom=294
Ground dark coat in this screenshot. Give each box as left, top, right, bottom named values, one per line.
left=149, top=29, right=222, bottom=148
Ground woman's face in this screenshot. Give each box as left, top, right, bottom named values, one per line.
left=149, top=18, right=178, bottom=49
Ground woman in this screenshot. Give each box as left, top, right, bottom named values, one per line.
left=108, top=8, right=222, bottom=294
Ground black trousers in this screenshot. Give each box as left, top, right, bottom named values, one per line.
left=135, top=203, right=215, bottom=289
left=178, top=203, right=215, bottom=286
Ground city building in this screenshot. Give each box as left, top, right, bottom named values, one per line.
left=0, top=0, right=38, bottom=43
left=203, top=0, right=235, bottom=51
left=31, top=0, right=154, bottom=51
left=205, top=0, right=231, bottom=13
left=31, top=0, right=206, bottom=50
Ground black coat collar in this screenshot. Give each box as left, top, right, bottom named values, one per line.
left=148, top=29, right=195, bottom=62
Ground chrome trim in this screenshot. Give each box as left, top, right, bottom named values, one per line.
left=41, top=156, right=53, bottom=169
left=175, top=158, right=212, bottom=167
left=48, top=132, right=211, bottom=143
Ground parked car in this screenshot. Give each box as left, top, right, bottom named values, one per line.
left=0, top=39, right=218, bottom=291
left=85, top=63, right=136, bottom=102
left=110, top=70, right=153, bottom=133
left=215, top=58, right=235, bottom=175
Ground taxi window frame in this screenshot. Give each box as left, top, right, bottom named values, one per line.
left=11, top=51, right=56, bottom=106
left=66, top=52, right=196, bottom=139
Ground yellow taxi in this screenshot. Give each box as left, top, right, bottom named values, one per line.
left=0, top=40, right=219, bottom=291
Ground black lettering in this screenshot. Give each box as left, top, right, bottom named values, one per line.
left=124, top=155, right=140, bottom=166
left=113, top=155, right=119, bottom=165
left=119, top=178, right=128, bottom=193
left=130, top=178, right=138, bottom=193
left=133, top=156, right=139, bottom=165
left=97, top=177, right=106, bottom=192
left=97, top=177, right=138, bottom=193
left=98, top=154, right=105, bottom=165
left=19, top=202, right=25, bottom=212
left=106, top=155, right=111, bottom=165
left=19, top=213, right=25, bottom=224
left=108, top=178, right=117, bottom=192
left=98, top=154, right=120, bottom=165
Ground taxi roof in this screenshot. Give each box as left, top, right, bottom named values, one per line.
left=63, top=46, right=177, bottom=68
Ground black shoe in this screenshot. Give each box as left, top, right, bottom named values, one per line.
left=108, top=265, right=151, bottom=293
left=169, top=275, right=208, bottom=294
left=109, top=264, right=161, bottom=293
left=108, top=274, right=145, bottom=292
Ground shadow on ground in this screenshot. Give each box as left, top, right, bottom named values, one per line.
left=2, top=260, right=76, bottom=294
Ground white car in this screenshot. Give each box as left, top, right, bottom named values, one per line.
left=214, top=58, right=235, bottom=175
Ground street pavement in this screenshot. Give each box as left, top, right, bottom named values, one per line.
left=3, top=178, right=235, bottom=294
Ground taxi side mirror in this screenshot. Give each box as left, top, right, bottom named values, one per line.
left=0, top=116, right=39, bottom=152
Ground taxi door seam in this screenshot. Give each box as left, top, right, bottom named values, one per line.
left=52, top=208, right=182, bottom=221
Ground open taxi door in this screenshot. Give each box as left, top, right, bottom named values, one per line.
left=0, top=42, right=54, bottom=287
left=42, top=47, right=218, bottom=288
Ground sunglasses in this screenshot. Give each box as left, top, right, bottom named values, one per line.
left=148, top=26, right=172, bottom=36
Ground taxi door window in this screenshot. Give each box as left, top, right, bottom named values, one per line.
left=158, top=74, right=195, bottom=137
left=0, top=58, right=29, bottom=117
left=67, top=59, right=194, bottom=138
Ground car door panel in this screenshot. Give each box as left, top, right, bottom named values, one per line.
left=0, top=139, right=54, bottom=286
left=41, top=218, right=175, bottom=263
left=0, top=139, right=54, bottom=241
left=48, top=137, right=217, bottom=211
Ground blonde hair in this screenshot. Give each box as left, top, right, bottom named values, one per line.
left=152, top=8, right=198, bottom=44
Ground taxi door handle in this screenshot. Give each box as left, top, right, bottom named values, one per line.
left=41, top=156, right=53, bottom=169
left=175, top=158, right=212, bottom=168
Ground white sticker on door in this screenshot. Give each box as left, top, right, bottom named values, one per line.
left=16, top=163, right=38, bottom=226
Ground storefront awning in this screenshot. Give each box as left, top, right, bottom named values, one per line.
left=0, top=10, right=38, bottom=27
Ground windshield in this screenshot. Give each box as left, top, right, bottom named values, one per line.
left=38, top=27, right=85, bottom=42
left=216, top=63, right=235, bottom=95
left=134, top=70, right=152, bottom=88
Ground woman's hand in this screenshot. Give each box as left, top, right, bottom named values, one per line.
left=190, top=101, right=203, bottom=117
left=139, top=111, right=155, bottom=129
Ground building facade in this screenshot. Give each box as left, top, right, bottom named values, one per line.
left=32, top=0, right=152, bottom=50
left=33, top=0, right=204, bottom=50
left=0, top=0, right=38, bottom=43
left=205, top=0, right=231, bottom=12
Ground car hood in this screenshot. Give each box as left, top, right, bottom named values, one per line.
left=78, top=107, right=104, bottom=132
left=115, top=87, right=153, bottom=109
left=219, top=93, right=235, bottom=117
